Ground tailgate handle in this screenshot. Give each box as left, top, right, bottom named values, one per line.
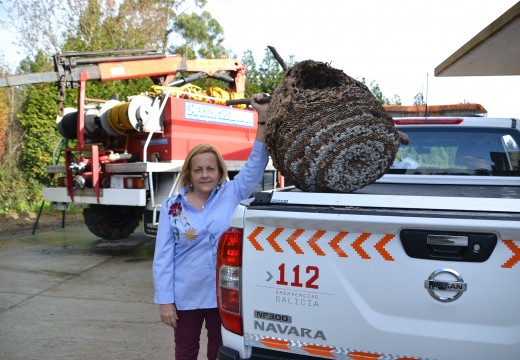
left=400, top=229, right=497, bottom=262
left=427, top=234, right=468, bottom=247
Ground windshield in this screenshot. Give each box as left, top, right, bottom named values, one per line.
left=389, top=127, right=520, bottom=176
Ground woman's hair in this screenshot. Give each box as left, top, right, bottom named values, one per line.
left=180, top=144, right=228, bottom=189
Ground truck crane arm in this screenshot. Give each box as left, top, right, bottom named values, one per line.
left=0, top=49, right=246, bottom=94
left=0, top=48, right=247, bottom=118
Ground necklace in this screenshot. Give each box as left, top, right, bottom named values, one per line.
left=190, top=192, right=208, bottom=210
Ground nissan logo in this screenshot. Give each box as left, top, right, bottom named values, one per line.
left=424, top=268, right=467, bottom=302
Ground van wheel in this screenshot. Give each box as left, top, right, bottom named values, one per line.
left=83, top=205, right=144, bottom=240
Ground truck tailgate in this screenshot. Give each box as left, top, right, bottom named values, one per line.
left=240, top=207, right=520, bottom=360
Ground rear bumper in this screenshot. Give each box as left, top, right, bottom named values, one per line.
left=43, top=187, right=146, bottom=206
left=218, top=347, right=243, bottom=360
left=218, top=346, right=317, bottom=360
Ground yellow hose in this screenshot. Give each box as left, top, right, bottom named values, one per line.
left=149, top=84, right=246, bottom=108
left=107, top=102, right=134, bottom=135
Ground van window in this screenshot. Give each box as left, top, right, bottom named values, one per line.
left=389, top=127, right=520, bottom=176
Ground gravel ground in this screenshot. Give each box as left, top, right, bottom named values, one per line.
left=0, top=211, right=84, bottom=240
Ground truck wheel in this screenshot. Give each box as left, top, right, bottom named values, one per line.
left=83, top=205, right=144, bottom=240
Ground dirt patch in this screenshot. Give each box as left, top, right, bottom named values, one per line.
left=0, top=211, right=84, bottom=240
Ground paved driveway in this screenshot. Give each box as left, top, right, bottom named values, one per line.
left=0, top=224, right=208, bottom=360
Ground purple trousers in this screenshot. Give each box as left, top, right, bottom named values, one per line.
left=174, top=307, right=222, bottom=360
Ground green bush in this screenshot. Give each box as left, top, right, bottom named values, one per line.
left=0, top=162, right=42, bottom=215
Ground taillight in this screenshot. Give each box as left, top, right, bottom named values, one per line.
left=123, top=177, right=144, bottom=189
left=109, top=175, right=146, bottom=189
left=217, top=227, right=243, bottom=335
left=219, top=272, right=240, bottom=313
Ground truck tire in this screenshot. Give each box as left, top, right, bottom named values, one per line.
left=83, top=205, right=144, bottom=240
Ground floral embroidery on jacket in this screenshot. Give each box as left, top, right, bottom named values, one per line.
left=168, top=199, right=197, bottom=241
left=184, top=227, right=197, bottom=241
left=169, top=202, right=182, bottom=220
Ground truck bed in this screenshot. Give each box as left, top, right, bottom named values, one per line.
left=226, top=185, right=520, bottom=360
left=251, top=183, right=520, bottom=221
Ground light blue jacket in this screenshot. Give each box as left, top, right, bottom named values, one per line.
left=153, top=140, right=269, bottom=309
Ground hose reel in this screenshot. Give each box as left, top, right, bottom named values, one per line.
left=100, top=95, right=158, bottom=136
left=56, top=95, right=159, bottom=140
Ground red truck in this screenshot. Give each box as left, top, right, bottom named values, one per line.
left=0, top=49, right=278, bottom=239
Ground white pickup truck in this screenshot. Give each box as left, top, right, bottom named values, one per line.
left=216, top=108, right=520, bottom=360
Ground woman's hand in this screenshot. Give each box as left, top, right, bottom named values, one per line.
left=250, top=93, right=270, bottom=142
left=250, top=93, right=270, bottom=121
left=159, top=303, right=178, bottom=328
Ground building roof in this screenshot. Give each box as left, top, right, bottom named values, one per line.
left=435, top=1, right=520, bottom=76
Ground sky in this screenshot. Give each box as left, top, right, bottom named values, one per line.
left=1, top=0, right=519, bottom=118
left=204, top=0, right=519, bottom=118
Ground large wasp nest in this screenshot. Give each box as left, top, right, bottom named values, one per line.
left=265, top=60, right=401, bottom=193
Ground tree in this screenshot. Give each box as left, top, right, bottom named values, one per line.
left=0, top=64, right=8, bottom=161
left=257, top=48, right=293, bottom=94
left=389, top=94, right=402, bottom=105
left=238, top=47, right=295, bottom=96
left=62, top=0, right=177, bottom=52
left=171, top=10, right=227, bottom=59
left=0, top=0, right=216, bottom=57
left=414, top=91, right=426, bottom=106
left=0, top=58, right=40, bottom=213
left=0, top=0, right=68, bottom=57
left=358, top=77, right=402, bottom=105
left=17, top=51, right=59, bottom=182
left=241, top=49, right=262, bottom=97
left=0, top=84, right=24, bottom=164
left=368, top=80, right=389, bottom=104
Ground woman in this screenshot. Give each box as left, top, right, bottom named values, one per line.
left=153, top=93, right=270, bottom=360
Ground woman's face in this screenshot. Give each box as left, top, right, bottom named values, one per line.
left=189, top=152, right=220, bottom=195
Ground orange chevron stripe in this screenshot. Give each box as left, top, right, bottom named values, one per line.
left=374, top=234, right=395, bottom=261
left=308, top=230, right=326, bottom=255
left=267, top=228, right=284, bottom=252
left=248, top=226, right=264, bottom=251
left=287, top=229, right=305, bottom=254
left=260, top=338, right=291, bottom=350
left=502, top=240, right=520, bottom=268
left=352, top=233, right=371, bottom=259
left=347, top=351, right=382, bottom=359
left=329, top=232, right=349, bottom=257
left=302, top=344, right=335, bottom=357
